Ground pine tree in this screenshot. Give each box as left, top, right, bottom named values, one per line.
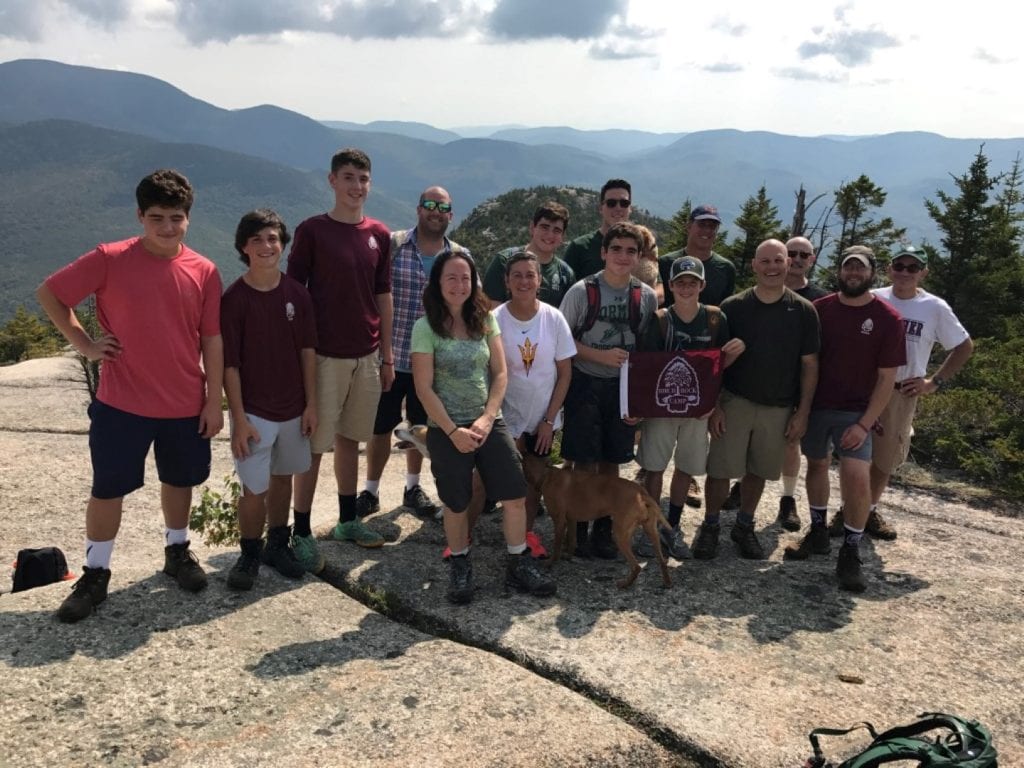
left=724, top=185, right=782, bottom=288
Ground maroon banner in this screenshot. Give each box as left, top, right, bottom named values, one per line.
left=620, top=349, right=723, bottom=419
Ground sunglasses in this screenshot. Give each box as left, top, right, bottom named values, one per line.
left=420, top=200, right=452, bottom=213
left=603, top=198, right=631, bottom=208
left=787, top=250, right=812, bottom=259
left=891, top=262, right=923, bottom=273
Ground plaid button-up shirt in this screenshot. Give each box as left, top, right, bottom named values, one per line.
left=391, top=228, right=471, bottom=372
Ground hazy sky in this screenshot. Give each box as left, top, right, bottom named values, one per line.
left=2, top=0, right=1021, bottom=138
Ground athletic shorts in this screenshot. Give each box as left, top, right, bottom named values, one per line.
left=88, top=399, right=211, bottom=499
left=372, top=370, right=427, bottom=435
left=233, top=414, right=311, bottom=495
left=802, top=409, right=873, bottom=463
left=872, top=388, right=918, bottom=473
left=706, top=391, right=791, bottom=481
left=311, top=352, right=381, bottom=452
left=637, top=416, right=710, bottom=476
left=425, top=418, right=527, bottom=512
left=560, top=371, right=637, bottom=465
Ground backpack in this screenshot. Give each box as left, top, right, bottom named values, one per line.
left=11, top=547, right=71, bottom=593
left=576, top=275, right=643, bottom=339
left=656, top=305, right=722, bottom=351
left=803, top=712, right=998, bottom=768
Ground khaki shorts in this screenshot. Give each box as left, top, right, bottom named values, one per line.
left=637, top=416, right=710, bottom=476
left=311, top=352, right=382, bottom=452
left=707, top=391, right=791, bottom=481
left=872, top=388, right=918, bottom=474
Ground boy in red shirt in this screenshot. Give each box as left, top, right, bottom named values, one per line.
left=37, top=169, right=224, bottom=623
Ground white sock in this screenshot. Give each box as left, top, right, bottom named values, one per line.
left=450, top=547, right=470, bottom=557
left=405, top=474, right=420, bottom=491
left=781, top=475, right=798, bottom=497
left=85, top=538, right=115, bottom=569
left=164, top=527, right=189, bottom=546
left=364, top=480, right=380, bottom=496
left=507, top=542, right=528, bottom=555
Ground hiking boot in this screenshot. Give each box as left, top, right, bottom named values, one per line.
left=686, top=477, right=702, bottom=509
left=291, top=532, right=325, bottom=574
left=403, top=484, right=440, bottom=520
left=777, top=496, right=801, bottom=531
left=507, top=551, right=557, bottom=596
left=722, top=481, right=742, bottom=512
left=730, top=523, right=765, bottom=560
left=692, top=522, right=721, bottom=560
left=783, top=525, right=831, bottom=560
left=590, top=520, right=618, bottom=560
left=227, top=550, right=261, bottom=591
left=163, top=541, right=208, bottom=592
left=525, top=530, right=548, bottom=559
left=56, top=566, right=110, bottom=623
left=261, top=526, right=305, bottom=579
left=332, top=519, right=384, bottom=548
left=866, top=509, right=897, bottom=541
left=828, top=507, right=846, bottom=538
left=355, top=490, right=380, bottom=519
left=661, top=525, right=692, bottom=561
left=836, top=544, right=867, bottom=593
left=447, top=554, right=473, bottom=604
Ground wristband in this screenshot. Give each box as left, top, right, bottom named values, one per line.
left=856, top=422, right=870, bottom=433
left=447, top=425, right=459, bottom=437
left=541, top=417, right=555, bottom=426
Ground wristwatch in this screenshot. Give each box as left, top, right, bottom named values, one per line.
left=541, top=417, right=555, bottom=426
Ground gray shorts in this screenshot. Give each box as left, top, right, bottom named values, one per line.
left=233, top=414, right=312, bottom=494
left=802, top=409, right=872, bottom=463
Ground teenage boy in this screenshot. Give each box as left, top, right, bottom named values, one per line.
left=287, top=148, right=393, bottom=549
left=777, top=236, right=832, bottom=530
left=483, top=202, right=576, bottom=308
left=563, top=180, right=633, bottom=279
left=559, top=222, right=658, bottom=557
left=221, top=210, right=319, bottom=588
left=634, top=256, right=745, bottom=560
left=784, top=246, right=905, bottom=592
left=37, top=169, right=223, bottom=623
left=357, top=186, right=467, bottom=521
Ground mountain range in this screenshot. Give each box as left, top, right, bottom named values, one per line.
left=2, top=57, right=1024, bottom=321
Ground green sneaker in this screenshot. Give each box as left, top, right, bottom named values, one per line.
left=292, top=533, right=326, bottom=574
left=332, top=519, right=384, bottom=548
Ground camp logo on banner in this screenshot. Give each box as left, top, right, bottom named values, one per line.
left=620, top=349, right=723, bottom=419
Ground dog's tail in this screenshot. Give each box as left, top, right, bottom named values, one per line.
left=641, top=492, right=672, bottom=532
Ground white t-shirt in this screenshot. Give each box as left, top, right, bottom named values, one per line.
left=872, top=287, right=970, bottom=380
left=495, top=302, right=576, bottom=437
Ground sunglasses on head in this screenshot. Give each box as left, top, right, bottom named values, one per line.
left=603, top=198, right=631, bottom=208
left=788, top=250, right=812, bottom=259
left=420, top=200, right=452, bottom=213
left=891, top=262, right=923, bottom=273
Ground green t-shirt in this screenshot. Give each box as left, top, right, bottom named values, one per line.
left=658, top=249, right=737, bottom=308
left=642, top=305, right=731, bottom=352
left=563, top=229, right=605, bottom=280
left=482, top=245, right=576, bottom=308
left=410, top=313, right=500, bottom=426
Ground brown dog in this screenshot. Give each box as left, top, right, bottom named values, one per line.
left=522, top=455, right=672, bottom=589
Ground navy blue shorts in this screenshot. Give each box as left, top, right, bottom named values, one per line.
left=372, top=370, right=428, bottom=435
left=561, top=371, right=637, bottom=465
left=88, top=400, right=212, bottom=499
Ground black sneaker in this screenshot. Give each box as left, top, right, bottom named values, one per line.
left=506, top=552, right=557, bottom=596
left=777, top=496, right=801, bottom=531
left=56, top=566, right=110, bottom=623
left=828, top=506, right=846, bottom=538
left=730, top=523, right=765, bottom=560
left=866, top=509, right=897, bottom=541
left=590, top=518, right=619, bottom=560
left=227, top=550, right=261, bottom=591
left=403, top=484, right=440, bottom=519
left=722, top=481, right=742, bottom=512
left=261, top=526, right=305, bottom=579
left=692, top=521, right=721, bottom=560
left=783, top=525, right=831, bottom=560
left=163, top=541, right=208, bottom=592
left=837, top=544, right=867, bottom=592
left=447, top=554, right=473, bottom=604
left=355, top=490, right=380, bottom=519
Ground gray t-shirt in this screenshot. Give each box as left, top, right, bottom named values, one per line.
left=559, top=272, right=658, bottom=379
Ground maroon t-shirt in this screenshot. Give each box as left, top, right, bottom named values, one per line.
left=812, top=293, right=906, bottom=411
left=221, top=275, right=317, bottom=421
left=286, top=214, right=391, bottom=358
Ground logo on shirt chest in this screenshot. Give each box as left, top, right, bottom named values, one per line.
left=368, top=235, right=380, bottom=251
left=860, top=318, right=874, bottom=336
left=285, top=301, right=296, bottom=322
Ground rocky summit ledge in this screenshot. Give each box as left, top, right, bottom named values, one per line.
left=0, top=357, right=1021, bottom=767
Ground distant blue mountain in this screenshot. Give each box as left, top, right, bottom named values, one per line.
left=487, top=126, right=687, bottom=157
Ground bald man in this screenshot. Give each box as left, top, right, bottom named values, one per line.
left=357, top=186, right=471, bottom=520
left=776, top=236, right=832, bottom=530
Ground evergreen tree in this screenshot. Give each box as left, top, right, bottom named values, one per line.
left=0, top=305, right=63, bottom=363
left=662, top=199, right=693, bottom=253
left=724, top=185, right=783, bottom=288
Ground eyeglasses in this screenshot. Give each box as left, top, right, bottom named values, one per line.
left=420, top=200, right=452, bottom=213
left=891, top=262, right=923, bottom=273
left=603, top=198, right=631, bottom=208
left=787, top=250, right=812, bottom=259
